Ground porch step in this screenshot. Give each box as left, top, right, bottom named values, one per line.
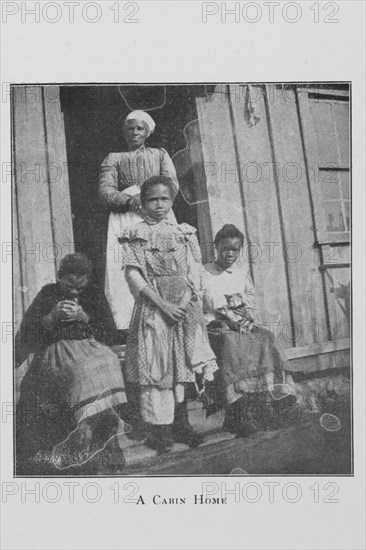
left=115, top=402, right=352, bottom=475
left=119, top=421, right=351, bottom=475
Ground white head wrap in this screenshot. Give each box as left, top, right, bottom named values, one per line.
left=124, top=110, right=156, bottom=135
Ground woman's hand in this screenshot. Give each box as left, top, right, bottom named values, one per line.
left=51, top=301, right=73, bottom=322
left=49, top=300, right=88, bottom=324
left=42, top=301, right=70, bottom=329
left=159, top=300, right=187, bottom=324
left=42, top=301, right=88, bottom=329
left=127, top=195, right=142, bottom=215
left=59, top=301, right=89, bottom=324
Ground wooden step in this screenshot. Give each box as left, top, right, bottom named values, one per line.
left=119, top=421, right=350, bottom=475
left=114, top=405, right=351, bottom=475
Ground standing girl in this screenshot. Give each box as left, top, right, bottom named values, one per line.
left=119, top=176, right=217, bottom=453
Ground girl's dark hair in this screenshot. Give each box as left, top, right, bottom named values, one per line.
left=58, top=253, right=93, bottom=279
left=214, top=224, right=245, bottom=248
left=140, top=176, right=177, bottom=205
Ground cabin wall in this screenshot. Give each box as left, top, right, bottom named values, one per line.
left=12, top=84, right=350, bottom=373
left=195, top=84, right=350, bottom=369
left=12, top=85, right=73, bottom=329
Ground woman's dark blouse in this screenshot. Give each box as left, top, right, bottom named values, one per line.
left=15, top=283, right=117, bottom=366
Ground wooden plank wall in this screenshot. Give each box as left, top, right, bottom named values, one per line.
left=264, top=85, right=327, bottom=347
left=12, top=86, right=74, bottom=329
left=298, top=88, right=350, bottom=343
left=195, top=85, right=255, bottom=322
left=195, top=84, right=350, bottom=363
left=228, top=84, right=292, bottom=341
left=12, top=174, right=24, bottom=330
left=195, top=85, right=249, bottom=241
left=186, top=119, right=215, bottom=263
left=12, top=84, right=350, bottom=369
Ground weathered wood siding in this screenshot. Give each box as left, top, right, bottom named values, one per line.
left=12, top=85, right=73, bottom=329
left=12, top=84, right=350, bottom=372
left=298, top=87, right=350, bottom=344
left=195, top=84, right=350, bottom=367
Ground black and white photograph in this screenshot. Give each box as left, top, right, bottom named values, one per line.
left=1, top=2, right=365, bottom=550
left=12, top=83, right=352, bottom=476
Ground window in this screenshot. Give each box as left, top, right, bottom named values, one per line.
left=308, top=90, right=350, bottom=242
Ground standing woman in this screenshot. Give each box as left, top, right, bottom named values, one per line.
left=99, top=110, right=179, bottom=335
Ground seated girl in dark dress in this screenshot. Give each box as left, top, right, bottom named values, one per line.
left=15, top=253, right=127, bottom=475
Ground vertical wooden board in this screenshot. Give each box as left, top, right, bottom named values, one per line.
left=229, top=85, right=292, bottom=338
left=323, top=246, right=350, bottom=340
left=195, top=86, right=248, bottom=242
left=309, top=101, right=340, bottom=165
left=296, top=91, right=339, bottom=344
left=186, top=119, right=215, bottom=262
left=12, top=180, right=24, bottom=331
left=266, top=86, right=327, bottom=347
left=13, top=86, right=55, bottom=309
left=43, top=86, right=74, bottom=268
left=296, top=91, right=330, bottom=242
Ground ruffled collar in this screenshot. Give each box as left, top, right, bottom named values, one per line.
left=119, top=221, right=201, bottom=261
left=143, top=216, right=174, bottom=226
left=119, top=219, right=197, bottom=250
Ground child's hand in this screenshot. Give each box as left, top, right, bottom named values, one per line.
left=178, top=298, right=191, bottom=311
left=224, top=293, right=244, bottom=309
left=240, top=316, right=255, bottom=333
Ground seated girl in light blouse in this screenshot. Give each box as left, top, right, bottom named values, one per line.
left=203, top=224, right=297, bottom=437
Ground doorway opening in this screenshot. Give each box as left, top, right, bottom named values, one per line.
left=60, top=84, right=210, bottom=286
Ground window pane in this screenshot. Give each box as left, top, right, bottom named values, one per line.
left=341, top=172, right=350, bottom=199
left=310, top=102, right=339, bottom=165
left=334, top=104, right=350, bottom=165
left=310, top=100, right=349, bottom=165
left=320, top=170, right=341, bottom=200
left=323, top=202, right=346, bottom=232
